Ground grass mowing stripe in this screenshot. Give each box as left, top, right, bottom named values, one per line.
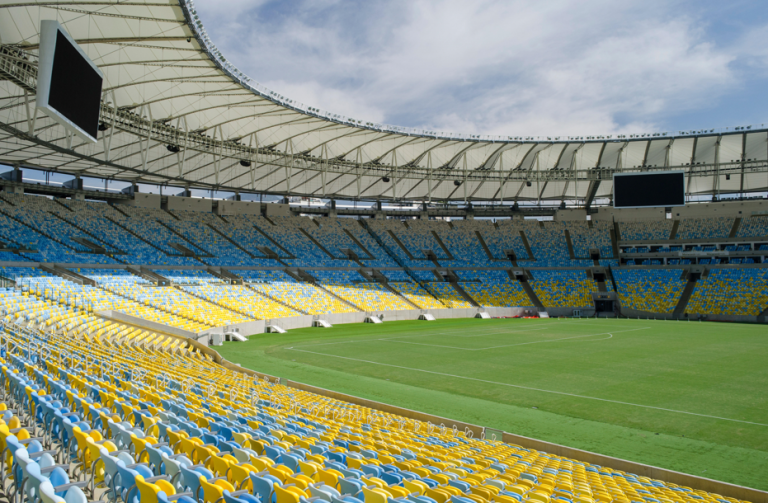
left=286, top=344, right=768, bottom=427
left=368, top=330, right=620, bottom=350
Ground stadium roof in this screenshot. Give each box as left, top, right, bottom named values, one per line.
left=0, top=0, right=767, bottom=204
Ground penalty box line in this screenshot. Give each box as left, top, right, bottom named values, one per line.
left=285, top=346, right=768, bottom=428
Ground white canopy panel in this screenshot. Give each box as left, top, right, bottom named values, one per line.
left=0, top=0, right=766, bottom=203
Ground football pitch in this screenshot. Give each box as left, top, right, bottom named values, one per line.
left=216, top=318, right=768, bottom=490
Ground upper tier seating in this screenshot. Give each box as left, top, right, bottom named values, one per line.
left=676, top=217, right=734, bottom=240
left=736, top=216, right=768, bottom=238
left=514, top=221, right=592, bottom=268
left=308, top=218, right=396, bottom=268
left=433, top=221, right=495, bottom=267
left=562, top=221, right=614, bottom=259
left=618, top=220, right=673, bottom=241
left=61, top=199, right=190, bottom=265
left=262, top=216, right=356, bottom=268
left=0, top=195, right=117, bottom=264
left=165, top=211, right=256, bottom=267
left=109, top=206, right=210, bottom=263
left=365, top=220, right=427, bottom=269
left=470, top=220, right=529, bottom=261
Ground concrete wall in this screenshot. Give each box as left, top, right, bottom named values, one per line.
left=555, top=209, right=587, bottom=221
left=595, top=200, right=768, bottom=221
left=265, top=203, right=291, bottom=217
left=164, top=195, right=213, bottom=212
left=671, top=200, right=768, bottom=218
left=97, top=310, right=206, bottom=343
left=198, top=319, right=265, bottom=338
left=217, top=200, right=262, bottom=215
left=594, top=206, right=666, bottom=222
left=546, top=307, right=596, bottom=317
left=264, top=307, right=535, bottom=331
left=114, top=193, right=161, bottom=209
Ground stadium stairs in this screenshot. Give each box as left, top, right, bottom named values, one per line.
left=243, top=283, right=311, bottom=315
left=508, top=271, right=546, bottom=310
left=359, top=220, right=424, bottom=285
left=729, top=218, right=741, bottom=238
left=0, top=205, right=86, bottom=255
left=474, top=230, right=497, bottom=261
left=517, top=229, right=536, bottom=261
left=38, top=264, right=96, bottom=286
left=343, top=227, right=377, bottom=259
left=178, top=285, right=257, bottom=319
left=427, top=230, right=455, bottom=260
left=296, top=270, right=365, bottom=312
left=156, top=220, right=215, bottom=259
left=298, top=227, right=337, bottom=260
left=361, top=269, right=421, bottom=310
left=563, top=229, right=577, bottom=260
left=50, top=212, right=128, bottom=256
left=673, top=270, right=699, bottom=318
left=205, top=223, right=259, bottom=259
left=669, top=220, right=680, bottom=239
left=251, top=221, right=296, bottom=259
left=206, top=267, right=244, bottom=284
left=127, top=266, right=172, bottom=286
left=439, top=271, right=481, bottom=308
left=105, top=215, right=181, bottom=258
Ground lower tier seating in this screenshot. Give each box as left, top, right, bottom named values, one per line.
left=0, top=292, right=749, bottom=503
left=613, top=269, right=686, bottom=314
left=687, top=268, right=768, bottom=316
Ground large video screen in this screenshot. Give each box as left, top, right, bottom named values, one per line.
left=613, top=171, right=685, bottom=208
left=37, top=20, right=103, bottom=142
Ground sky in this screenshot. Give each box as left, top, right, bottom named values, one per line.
left=193, top=0, right=768, bottom=139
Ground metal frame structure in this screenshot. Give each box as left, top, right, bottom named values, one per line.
left=0, top=0, right=767, bottom=204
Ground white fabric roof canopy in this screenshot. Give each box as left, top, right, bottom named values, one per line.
left=0, top=0, right=766, bottom=202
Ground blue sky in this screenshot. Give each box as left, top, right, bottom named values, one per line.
left=194, top=0, right=768, bottom=138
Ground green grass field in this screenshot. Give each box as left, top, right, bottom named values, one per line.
left=216, top=318, right=768, bottom=490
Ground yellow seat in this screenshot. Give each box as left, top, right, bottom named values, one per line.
left=136, top=475, right=179, bottom=503
left=200, top=475, right=235, bottom=503
left=363, top=487, right=390, bottom=503
left=276, top=485, right=308, bottom=503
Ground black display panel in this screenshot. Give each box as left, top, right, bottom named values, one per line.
left=613, top=171, right=685, bottom=208
left=47, top=30, right=103, bottom=140
left=37, top=20, right=104, bottom=142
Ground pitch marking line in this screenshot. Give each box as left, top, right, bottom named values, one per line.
left=381, top=328, right=637, bottom=350
left=285, top=345, right=768, bottom=427
left=293, top=320, right=641, bottom=349
left=293, top=324, right=554, bottom=349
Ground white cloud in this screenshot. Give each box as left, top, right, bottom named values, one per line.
left=194, top=0, right=760, bottom=137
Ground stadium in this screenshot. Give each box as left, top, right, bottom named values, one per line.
left=0, top=2, right=766, bottom=503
